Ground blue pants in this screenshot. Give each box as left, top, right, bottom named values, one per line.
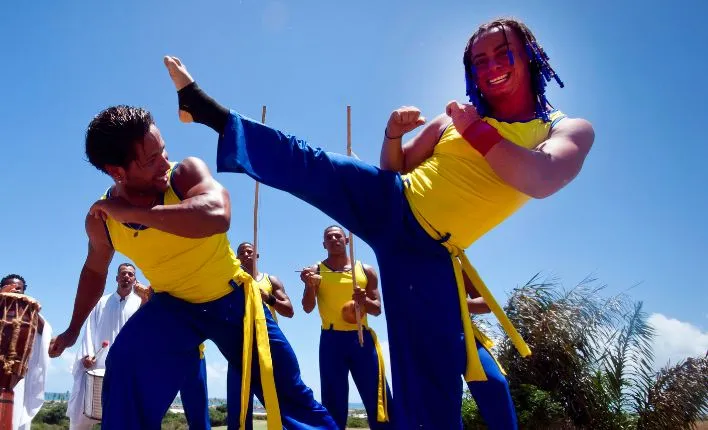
left=181, top=356, right=211, bottom=430
left=215, top=112, right=518, bottom=429
left=102, top=290, right=336, bottom=430
left=320, top=329, right=392, bottom=430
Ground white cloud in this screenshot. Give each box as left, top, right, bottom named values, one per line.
left=649, top=313, right=708, bottom=370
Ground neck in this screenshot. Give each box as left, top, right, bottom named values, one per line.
left=113, top=184, right=161, bottom=208
left=324, top=254, right=351, bottom=270
left=244, top=265, right=259, bottom=279
left=116, top=285, right=131, bottom=299
left=487, top=87, right=537, bottom=122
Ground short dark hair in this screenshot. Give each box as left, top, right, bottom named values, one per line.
left=1, top=274, right=27, bottom=291
left=117, top=263, right=136, bottom=273
left=85, top=105, right=155, bottom=174
left=324, top=225, right=345, bottom=235
left=237, top=242, right=254, bottom=253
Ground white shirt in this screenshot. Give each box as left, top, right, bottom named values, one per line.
left=66, top=291, right=142, bottom=427
left=13, top=316, right=52, bottom=430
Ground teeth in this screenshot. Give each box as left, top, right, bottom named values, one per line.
left=489, top=73, right=510, bottom=85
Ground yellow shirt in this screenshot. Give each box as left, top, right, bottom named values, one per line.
left=254, top=273, right=277, bottom=323
left=402, top=112, right=566, bottom=382
left=403, top=111, right=566, bottom=249
left=102, top=162, right=283, bottom=428
left=103, top=163, right=239, bottom=303
left=316, top=261, right=368, bottom=330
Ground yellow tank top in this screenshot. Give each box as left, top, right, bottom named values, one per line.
left=254, top=273, right=277, bottom=323
left=403, top=111, right=566, bottom=248
left=199, top=343, right=205, bottom=359
left=103, top=163, right=240, bottom=303
left=317, top=261, right=368, bottom=330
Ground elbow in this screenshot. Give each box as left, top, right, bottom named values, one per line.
left=282, top=307, right=295, bottom=318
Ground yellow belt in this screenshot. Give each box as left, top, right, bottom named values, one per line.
left=369, top=327, right=389, bottom=422
left=408, top=208, right=532, bottom=382
left=320, top=324, right=389, bottom=422
left=234, top=272, right=282, bottom=429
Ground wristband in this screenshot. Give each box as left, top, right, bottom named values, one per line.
left=460, top=120, right=503, bottom=156
left=384, top=127, right=402, bottom=140
left=266, top=294, right=277, bottom=307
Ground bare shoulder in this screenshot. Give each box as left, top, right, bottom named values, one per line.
left=172, top=157, right=226, bottom=197
left=85, top=212, right=112, bottom=249
left=362, top=263, right=377, bottom=275
left=551, top=117, right=595, bottom=148
left=268, top=275, right=284, bottom=287
left=173, top=157, right=213, bottom=183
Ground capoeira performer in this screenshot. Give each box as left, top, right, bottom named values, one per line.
left=163, top=16, right=594, bottom=429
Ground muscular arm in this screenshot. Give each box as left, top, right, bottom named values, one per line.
left=301, top=264, right=319, bottom=314
left=485, top=118, right=595, bottom=199
left=63, top=214, right=114, bottom=347
left=380, top=114, right=450, bottom=173
left=464, top=272, right=490, bottom=314
left=361, top=264, right=382, bottom=316
left=129, top=157, right=231, bottom=238
left=268, top=276, right=294, bottom=318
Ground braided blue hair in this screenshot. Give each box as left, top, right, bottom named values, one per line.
left=463, top=19, right=564, bottom=122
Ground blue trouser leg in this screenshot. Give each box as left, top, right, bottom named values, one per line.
left=102, top=295, right=204, bottom=430
left=233, top=304, right=336, bottom=430
left=319, top=330, right=350, bottom=429
left=226, top=364, right=254, bottom=430
left=214, top=111, right=516, bottom=429
left=105, top=289, right=333, bottom=430
left=467, top=343, right=518, bottom=430
left=374, top=226, right=467, bottom=430
left=181, top=356, right=212, bottom=430
left=347, top=330, right=393, bottom=430
left=216, top=112, right=406, bottom=246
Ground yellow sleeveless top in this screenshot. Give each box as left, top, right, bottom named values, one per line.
left=102, top=162, right=283, bottom=428
left=103, top=163, right=238, bottom=303
left=255, top=273, right=277, bottom=323
left=316, top=260, right=368, bottom=330
left=403, top=111, right=566, bottom=248
left=199, top=343, right=205, bottom=359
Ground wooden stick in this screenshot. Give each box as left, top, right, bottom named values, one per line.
left=253, top=106, right=267, bottom=275
left=346, top=105, right=365, bottom=347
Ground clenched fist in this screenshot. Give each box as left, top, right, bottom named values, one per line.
left=385, top=106, right=426, bottom=139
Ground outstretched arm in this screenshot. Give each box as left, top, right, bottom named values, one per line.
left=50, top=214, right=114, bottom=357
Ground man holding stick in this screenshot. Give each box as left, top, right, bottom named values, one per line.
left=300, top=225, right=391, bottom=429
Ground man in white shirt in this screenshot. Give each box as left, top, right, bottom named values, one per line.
left=66, top=263, right=211, bottom=429
left=0, top=274, right=52, bottom=430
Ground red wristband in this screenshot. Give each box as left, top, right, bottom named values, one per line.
left=460, top=120, right=502, bottom=156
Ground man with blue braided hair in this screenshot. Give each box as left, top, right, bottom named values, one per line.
left=163, top=16, right=594, bottom=429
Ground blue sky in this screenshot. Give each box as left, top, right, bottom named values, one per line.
left=1, top=0, right=706, bottom=401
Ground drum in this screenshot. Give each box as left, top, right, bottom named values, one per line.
left=0, top=293, right=41, bottom=430
left=341, top=300, right=360, bottom=325
left=84, top=368, right=105, bottom=420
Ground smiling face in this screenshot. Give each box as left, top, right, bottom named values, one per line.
left=468, top=24, right=532, bottom=105
left=108, top=124, right=172, bottom=194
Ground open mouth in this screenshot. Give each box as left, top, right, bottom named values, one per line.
left=487, top=73, right=511, bottom=86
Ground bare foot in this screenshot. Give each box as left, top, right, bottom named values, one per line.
left=164, top=55, right=195, bottom=123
